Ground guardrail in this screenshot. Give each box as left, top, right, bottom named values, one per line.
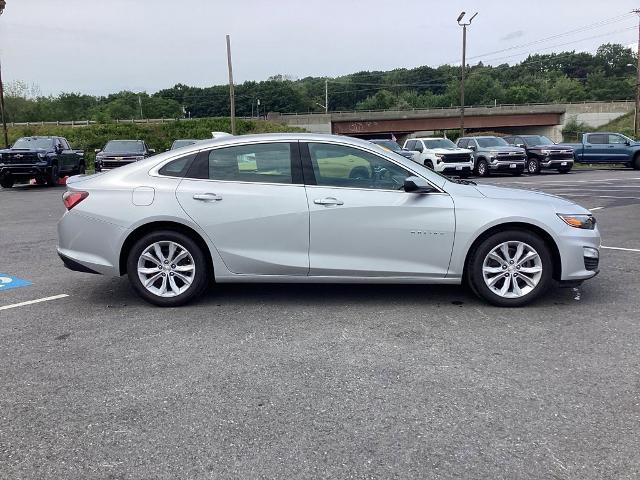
left=4, top=116, right=260, bottom=127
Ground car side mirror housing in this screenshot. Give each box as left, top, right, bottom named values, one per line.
left=404, top=176, right=435, bottom=194
left=95, top=149, right=101, bottom=154
left=625, top=140, right=631, bottom=146
left=149, top=149, right=156, bottom=154
left=468, top=145, right=476, bottom=151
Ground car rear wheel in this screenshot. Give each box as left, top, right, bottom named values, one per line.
left=468, top=230, right=553, bottom=307
left=476, top=159, right=489, bottom=177
left=0, top=176, right=14, bottom=188
left=633, top=153, right=640, bottom=170
left=527, top=158, right=540, bottom=174
left=127, top=230, right=209, bottom=307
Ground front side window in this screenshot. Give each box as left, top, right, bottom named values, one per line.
left=188, top=143, right=293, bottom=184
left=457, top=138, right=468, bottom=148
left=608, top=134, right=627, bottom=144
left=307, top=143, right=410, bottom=190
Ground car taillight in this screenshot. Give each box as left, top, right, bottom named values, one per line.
left=62, top=191, right=89, bottom=210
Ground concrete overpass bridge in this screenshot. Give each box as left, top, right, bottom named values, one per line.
left=268, top=101, right=634, bottom=142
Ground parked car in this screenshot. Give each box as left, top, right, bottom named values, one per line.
left=369, top=139, right=414, bottom=159
left=95, top=140, right=155, bottom=172
left=503, top=135, right=574, bottom=174
left=57, top=133, right=600, bottom=308
left=403, top=137, right=474, bottom=177
left=0, top=136, right=85, bottom=188
left=456, top=136, right=526, bottom=176
left=170, top=139, right=200, bottom=150
left=557, top=132, right=640, bottom=169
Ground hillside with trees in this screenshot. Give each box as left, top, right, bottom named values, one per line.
left=2, top=43, right=636, bottom=123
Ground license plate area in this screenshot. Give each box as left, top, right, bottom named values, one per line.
left=510, top=163, right=516, bottom=168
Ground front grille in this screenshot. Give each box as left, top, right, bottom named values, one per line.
left=1, top=153, right=39, bottom=164
left=496, top=152, right=526, bottom=161
left=584, top=257, right=599, bottom=271
left=441, top=153, right=471, bottom=163
left=548, top=152, right=574, bottom=161
left=102, top=160, right=135, bottom=169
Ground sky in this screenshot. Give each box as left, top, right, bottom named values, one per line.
left=0, top=0, right=639, bottom=96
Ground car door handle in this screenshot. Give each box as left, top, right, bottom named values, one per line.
left=193, top=193, right=222, bottom=201
left=314, top=197, right=344, bottom=206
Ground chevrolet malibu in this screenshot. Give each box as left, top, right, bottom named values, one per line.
left=57, top=133, right=600, bottom=307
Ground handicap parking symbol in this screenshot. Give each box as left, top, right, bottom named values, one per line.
left=0, top=274, right=32, bottom=291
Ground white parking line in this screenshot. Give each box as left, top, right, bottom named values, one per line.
left=590, top=207, right=604, bottom=211
left=602, top=246, right=640, bottom=253
left=0, top=294, right=69, bottom=311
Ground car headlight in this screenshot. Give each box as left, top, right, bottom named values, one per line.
left=557, top=214, right=596, bottom=230
left=541, top=149, right=551, bottom=155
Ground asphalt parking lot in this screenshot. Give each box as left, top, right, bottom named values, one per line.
left=1, top=169, right=639, bottom=479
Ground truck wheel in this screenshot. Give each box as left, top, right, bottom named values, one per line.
left=633, top=154, right=640, bottom=170
left=467, top=229, right=552, bottom=307
left=476, top=159, right=489, bottom=177
left=424, top=160, right=434, bottom=170
left=46, top=165, right=59, bottom=187
left=78, top=162, right=86, bottom=175
left=0, top=176, right=14, bottom=189
left=527, top=158, right=540, bottom=174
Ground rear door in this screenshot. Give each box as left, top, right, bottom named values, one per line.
left=583, top=134, right=608, bottom=162
left=301, top=142, right=455, bottom=278
left=175, top=141, right=310, bottom=276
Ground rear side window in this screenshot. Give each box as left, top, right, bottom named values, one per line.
left=159, top=153, right=198, bottom=177
left=503, top=136, right=514, bottom=145
left=187, top=143, right=293, bottom=184
left=587, top=134, right=607, bottom=144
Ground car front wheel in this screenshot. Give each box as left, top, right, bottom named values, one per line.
left=527, top=158, right=540, bottom=174
left=468, top=230, right=553, bottom=307
left=126, top=230, right=209, bottom=307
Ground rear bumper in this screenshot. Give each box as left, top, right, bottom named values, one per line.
left=58, top=252, right=100, bottom=274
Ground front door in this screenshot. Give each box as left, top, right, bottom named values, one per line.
left=302, top=142, right=455, bottom=278
left=175, top=141, right=310, bottom=276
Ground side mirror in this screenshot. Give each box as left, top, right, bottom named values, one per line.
left=625, top=140, right=631, bottom=146
left=149, top=149, right=156, bottom=154
left=468, top=145, right=476, bottom=151
left=56, top=145, right=64, bottom=153
left=515, top=143, right=524, bottom=148
left=94, top=149, right=102, bottom=154
left=404, top=176, right=435, bottom=194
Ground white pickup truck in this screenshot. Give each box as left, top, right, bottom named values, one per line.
left=403, top=137, right=474, bottom=177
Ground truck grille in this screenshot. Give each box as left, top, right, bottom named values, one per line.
left=102, top=160, right=136, bottom=169
left=441, top=153, right=472, bottom=163
left=496, top=152, right=526, bottom=161
left=1, top=153, right=39, bottom=164
left=548, top=152, right=574, bottom=161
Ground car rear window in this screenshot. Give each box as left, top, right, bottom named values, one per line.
left=158, top=153, right=198, bottom=177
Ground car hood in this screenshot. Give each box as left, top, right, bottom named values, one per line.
left=483, top=146, right=525, bottom=153
left=0, top=148, right=49, bottom=154
left=528, top=144, right=573, bottom=151
left=472, top=184, right=588, bottom=212
left=98, top=151, right=145, bottom=156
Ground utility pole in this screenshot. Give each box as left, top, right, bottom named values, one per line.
left=226, top=34, right=236, bottom=135
left=457, top=11, right=477, bottom=138
left=634, top=9, right=640, bottom=138
left=325, top=79, right=328, bottom=113
left=0, top=1, right=8, bottom=148
left=138, top=95, right=143, bottom=119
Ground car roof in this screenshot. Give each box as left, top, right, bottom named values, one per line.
left=107, top=139, right=144, bottom=142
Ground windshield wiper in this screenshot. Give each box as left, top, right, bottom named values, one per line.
left=452, top=178, right=476, bottom=185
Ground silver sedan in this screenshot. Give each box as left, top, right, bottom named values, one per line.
left=57, top=133, right=600, bottom=307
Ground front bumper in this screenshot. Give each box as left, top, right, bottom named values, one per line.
left=437, top=164, right=472, bottom=174
left=557, top=226, right=601, bottom=282
left=540, top=159, right=574, bottom=169
left=489, top=160, right=525, bottom=172
left=0, top=164, right=51, bottom=179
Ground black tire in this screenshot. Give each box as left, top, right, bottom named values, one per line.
left=424, top=160, right=434, bottom=170
left=0, top=176, right=14, bottom=188
left=46, top=164, right=59, bottom=187
left=633, top=154, right=640, bottom=170
left=74, top=162, right=86, bottom=175
left=476, top=159, right=489, bottom=177
left=526, top=158, right=540, bottom=175
left=467, top=229, right=553, bottom=307
left=126, top=230, right=209, bottom=307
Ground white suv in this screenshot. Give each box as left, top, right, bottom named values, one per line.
left=403, top=137, right=474, bottom=177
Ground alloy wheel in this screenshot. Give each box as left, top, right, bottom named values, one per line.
left=137, top=241, right=196, bottom=297
left=482, top=241, right=543, bottom=298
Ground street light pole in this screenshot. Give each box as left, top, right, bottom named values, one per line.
left=634, top=9, right=640, bottom=138
left=457, top=11, right=477, bottom=138
left=0, top=2, right=9, bottom=148
left=226, top=34, right=236, bottom=135
left=325, top=79, right=328, bottom=113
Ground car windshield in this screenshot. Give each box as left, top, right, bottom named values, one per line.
left=524, top=136, right=554, bottom=146
left=423, top=139, right=457, bottom=149
left=12, top=137, right=54, bottom=150
left=103, top=140, right=145, bottom=153
left=371, top=140, right=401, bottom=151
left=172, top=140, right=198, bottom=149
left=476, top=137, right=508, bottom=148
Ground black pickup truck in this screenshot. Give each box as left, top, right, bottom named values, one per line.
left=0, top=136, right=85, bottom=188
left=95, top=140, right=155, bottom=171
